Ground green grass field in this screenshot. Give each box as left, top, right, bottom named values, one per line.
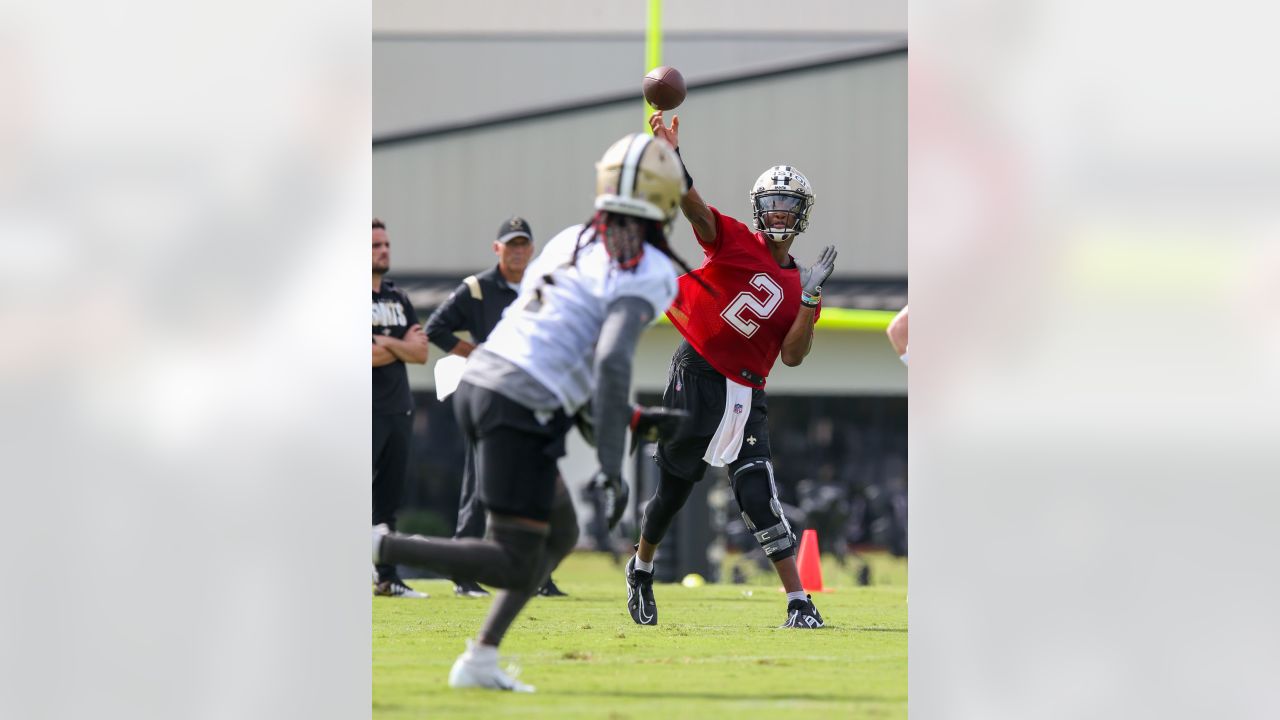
left=373, top=550, right=907, bottom=719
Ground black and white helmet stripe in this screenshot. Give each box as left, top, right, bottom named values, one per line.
left=617, top=133, right=652, bottom=199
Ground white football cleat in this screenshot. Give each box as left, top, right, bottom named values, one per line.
left=448, top=640, right=535, bottom=693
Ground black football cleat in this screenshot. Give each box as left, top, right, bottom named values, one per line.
left=780, top=594, right=824, bottom=629
left=537, top=577, right=568, bottom=597
left=453, top=580, right=491, bottom=598
left=625, top=556, right=658, bottom=625
left=373, top=577, right=428, bottom=599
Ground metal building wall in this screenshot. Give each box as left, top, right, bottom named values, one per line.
left=373, top=52, right=905, bottom=277
left=374, top=36, right=903, bottom=138
left=375, top=0, right=905, bottom=36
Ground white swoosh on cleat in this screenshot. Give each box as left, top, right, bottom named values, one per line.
left=628, top=581, right=654, bottom=624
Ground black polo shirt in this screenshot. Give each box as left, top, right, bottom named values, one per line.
left=372, top=279, right=419, bottom=415
left=425, top=264, right=521, bottom=354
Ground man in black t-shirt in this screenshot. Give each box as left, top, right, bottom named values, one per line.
left=372, top=218, right=429, bottom=598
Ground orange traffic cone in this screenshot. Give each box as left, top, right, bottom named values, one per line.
left=796, top=528, right=828, bottom=592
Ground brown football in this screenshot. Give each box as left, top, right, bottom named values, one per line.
left=643, top=66, right=687, bottom=111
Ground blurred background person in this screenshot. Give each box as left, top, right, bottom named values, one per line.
left=372, top=218, right=430, bottom=598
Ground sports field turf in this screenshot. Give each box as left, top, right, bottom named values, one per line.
left=373, top=550, right=907, bottom=719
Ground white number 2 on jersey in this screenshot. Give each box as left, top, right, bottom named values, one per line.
left=720, top=273, right=783, bottom=338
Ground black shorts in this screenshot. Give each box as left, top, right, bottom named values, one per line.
left=653, top=341, right=771, bottom=483
left=453, top=381, right=572, bottom=522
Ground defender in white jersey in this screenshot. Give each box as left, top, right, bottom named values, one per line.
left=480, top=221, right=678, bottom=414
left=373, top=133, right=700, bottom=693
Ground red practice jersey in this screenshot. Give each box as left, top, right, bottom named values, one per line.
left=666, top=206, right=820, bottom=389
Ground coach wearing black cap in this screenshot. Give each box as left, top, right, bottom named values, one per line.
left=426, top=216, right=532, bottom=361
left=426, top=217, right=567, bottom=598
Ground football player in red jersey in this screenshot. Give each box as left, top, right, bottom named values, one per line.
left=624, top=111, right=838, bottom=629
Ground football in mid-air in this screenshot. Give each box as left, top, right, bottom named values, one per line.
left=643, top=66, right=686, bottom=111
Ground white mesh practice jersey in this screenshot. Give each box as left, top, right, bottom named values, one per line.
left=474, top=223, right=678, bottom=414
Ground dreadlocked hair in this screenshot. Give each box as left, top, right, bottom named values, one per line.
left=566, top=211, right=715, bottom=295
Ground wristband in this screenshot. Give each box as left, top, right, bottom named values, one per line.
left=674, top=146, right=694, bottom=190
left=800, top=290, right=821, bottom=308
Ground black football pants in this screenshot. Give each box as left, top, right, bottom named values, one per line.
left=452, top=443, right=486, bottom=540
left=373, top=410, right=413, bottom=581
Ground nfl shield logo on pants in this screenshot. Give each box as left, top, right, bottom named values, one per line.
left=733, top=403, right=744, bottom=414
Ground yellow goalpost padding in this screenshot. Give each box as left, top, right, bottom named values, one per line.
left=644, top=0, right=662, bottom=129
left=655, top=307, right=897, bottom=332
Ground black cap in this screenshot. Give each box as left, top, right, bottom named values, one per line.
left=496, top=216, right=533, bottom=244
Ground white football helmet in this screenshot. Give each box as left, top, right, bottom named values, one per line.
left=749, top=165, right=815, bottom=243
left=595, top=134, right=686, bottom=230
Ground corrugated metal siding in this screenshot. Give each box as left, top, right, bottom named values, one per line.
left=373, top=53, right=905, bottom=276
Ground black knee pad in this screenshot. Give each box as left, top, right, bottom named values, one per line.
left=640, top=467, right=695, bottom=545
left=730, top=459, right=796, bottom=562
left=489, top=519, right=549, bottom=590
left=545, top=490, right=580, bottom=559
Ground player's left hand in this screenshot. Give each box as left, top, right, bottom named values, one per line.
left=586, top=470, right=630, bottom=529
left=799, top=245, right=838, bottom=296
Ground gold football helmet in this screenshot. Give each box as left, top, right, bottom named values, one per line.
left=595, top=133, right=686, bottom=229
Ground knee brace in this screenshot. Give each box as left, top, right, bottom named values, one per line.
left=730, top=459, right=796, bottom=562
left=640, top=468, right=695, bottom=545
